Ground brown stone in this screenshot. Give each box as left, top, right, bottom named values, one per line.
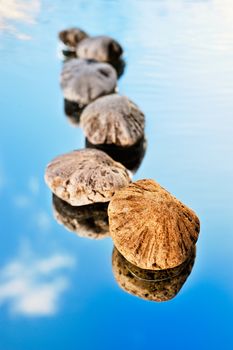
left=59, top=28, right=89, bottom=49
left=80, top=94, right=145, bottom=147
left=45, top=149, right=131, bottom=206
left=108, top=179, right=200, bottom=270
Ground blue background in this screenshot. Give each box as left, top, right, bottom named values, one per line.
left=0, top=0, right=233, bottom=349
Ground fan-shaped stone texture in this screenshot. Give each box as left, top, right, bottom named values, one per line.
left=108, top=179, right=200, bottom=270
left=112, top=246, right=196, bottom=302
left=52, top=194, right=109, bottom=239
left=76, top=36, right=123, bottom=62
left=59, top=28, right=89, bottom=48
left=80, top=94, right=145, bottom=147
left=45, top=149, right=131, bottom=206
left=60, top=59, right=117, bottom=106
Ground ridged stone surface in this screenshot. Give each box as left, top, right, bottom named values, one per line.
left=80, top=94, right=145, bottom=147
left=45, top=149, right=131, bottom=206
left=108, top=179, right=200, bottom=270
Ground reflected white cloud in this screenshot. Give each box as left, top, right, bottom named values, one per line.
left=0, top=167, right=6, bottom=191
left=34, top=210, right=52, bottom=231
left=0, top=155, right=6, bottom=190
left=11, top=277, right=68, bottom=315
left=12, top=175, right=52, bottom=231
left=13, top=194, right=31, bottom=208
left=0, top=248, right=75, bottom=317
left=28, top=176, right=40, bottom=195
left=0, top=0, right=40, bottom=40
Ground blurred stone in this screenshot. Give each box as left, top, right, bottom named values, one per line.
left=60, top=59, right=117, bottom=108
left=80, top=94, right=145, bottom=147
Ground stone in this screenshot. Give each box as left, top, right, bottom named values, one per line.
left=59, top=28, right=89, bottom=49
left=108, top=179, right=200, bottom=270
left=76, top=36, right=123, bottom=62
left=45, top=149, right=131, bottom=206
left=60, top=59, right=117, bottom=107
left=80, top=94, right=145, bottom=147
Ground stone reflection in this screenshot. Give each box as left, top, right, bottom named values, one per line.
left=85, top=136, right=147, bottom=173
left=112, top=247, right=196, bottom=302
left=52, top=194, right=109, bottom=240
left=63, top=99, right=84, bottom=125
left=61, top=49, right=77, bottom=60
left=109, top=58, right=126, bottom=79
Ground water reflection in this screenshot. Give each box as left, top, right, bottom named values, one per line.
left=85, top=136, right=147, bottom=173
left=63, top=98, right=84, bottom=125
left=0, top=244, right=75, bottom=317
left=0, top=0, right=40, bottom=40
left=109, top=57, right=126, bottom=79
left=112, top=247, right=196, bottom=302
left=52, top=194, right=109, bottom=239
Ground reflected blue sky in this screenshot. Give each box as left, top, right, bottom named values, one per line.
left=0, top=0, right=233, bottom=349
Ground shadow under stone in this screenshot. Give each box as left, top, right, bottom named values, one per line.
left=64, top=99, right=86, bottom=126
left=85, top=136, right=147, bottom=173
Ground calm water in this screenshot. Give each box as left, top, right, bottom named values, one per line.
left=0, top=0, right=233, bottom=349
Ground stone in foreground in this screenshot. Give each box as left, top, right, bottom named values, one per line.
left=108, top=179, right=200, bottom=270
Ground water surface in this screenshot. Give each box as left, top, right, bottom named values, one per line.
left=0, top=0, right=233, bottom=349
